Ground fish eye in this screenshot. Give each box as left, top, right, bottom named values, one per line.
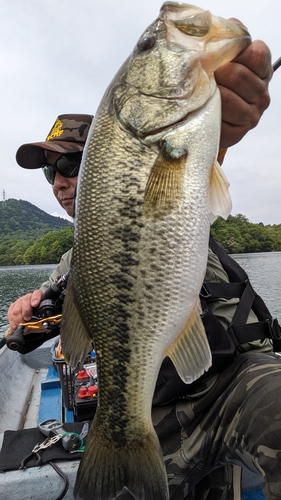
left=137, top=35, right=156, bottom=51
left=174, top=11, right=211, bottom=37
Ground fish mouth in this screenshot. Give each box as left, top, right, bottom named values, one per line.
left=160, top=2, right=250, bottom=36
left=121, top=3, right=251, bottom=142
left=134, top=5, right=250, bottom=103
left=159, top=2, right=251, bottom=70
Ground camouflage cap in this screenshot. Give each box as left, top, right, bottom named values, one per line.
left=16, top=114, right=93, bottom=169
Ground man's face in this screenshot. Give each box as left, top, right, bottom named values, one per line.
left=45, top=151, right=78, bottom=217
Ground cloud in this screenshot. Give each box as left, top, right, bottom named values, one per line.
left=51, top=211, right=73, bottom=222
left=1, top=0, right=281, bottom=224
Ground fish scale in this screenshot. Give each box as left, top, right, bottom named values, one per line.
left=60, top=3, right=251, bottom=499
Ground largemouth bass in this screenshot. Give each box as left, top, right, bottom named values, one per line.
left=61, top=3, right=251, bottom=499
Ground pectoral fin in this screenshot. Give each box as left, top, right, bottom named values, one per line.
left=60, top=271, right=92, bottom=368
left=210, top=159, right=232, bottom=223
left=165, top=299, right=212, bottom=384
left=143, top=143, right=187, bottom=217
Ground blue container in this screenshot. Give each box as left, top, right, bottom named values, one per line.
left=242, top=488, right=265, bottom=500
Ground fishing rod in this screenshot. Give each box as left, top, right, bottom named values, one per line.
left=273, top=56, right=281, bottom=72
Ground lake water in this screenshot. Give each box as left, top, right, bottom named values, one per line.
left=1, top=253, right=281, bottom=338
left=0, top=264, right=56, bottom=337
left=231, top=252, right=281, bottom=322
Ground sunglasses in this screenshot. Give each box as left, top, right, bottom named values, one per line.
left=41, top=152, right=82, bottom=185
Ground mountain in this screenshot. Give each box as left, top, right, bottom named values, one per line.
left=0, top=198, right=72, bottom=242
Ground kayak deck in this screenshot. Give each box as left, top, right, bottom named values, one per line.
left=0, top=341, right=79, bottom=500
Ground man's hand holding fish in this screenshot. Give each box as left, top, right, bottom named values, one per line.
left=217, top=38, right=272, bottom=148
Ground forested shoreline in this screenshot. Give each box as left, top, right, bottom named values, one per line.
left=1, top=199, right=281, bottom=266
left=0, top=199, right=73, bottom=266
left=211, top=214, right=281, bottom=254
left=0, top=226, right=74, bottom=265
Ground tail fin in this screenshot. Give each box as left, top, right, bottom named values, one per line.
left=74, top=418, right=169, bottom=500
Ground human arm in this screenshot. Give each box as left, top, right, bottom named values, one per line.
left=39, top=248, right=72, bottom=293
left=216, top=39, right=273, bottom=149
left=7, top=249, right=72, bottom=332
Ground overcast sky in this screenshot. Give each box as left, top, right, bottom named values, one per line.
left=1, top=0, right=281, bottom=224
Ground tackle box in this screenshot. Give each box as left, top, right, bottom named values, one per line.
left=51, top=340, right=98, bottom=420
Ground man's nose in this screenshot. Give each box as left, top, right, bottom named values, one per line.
left=53, top=172, right=71, bottom=188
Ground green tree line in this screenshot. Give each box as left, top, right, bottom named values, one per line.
left=211, top=214, right=281, bottom=253
left=0, top=198, right=73, bottom=265
left=1, top=210, right=281, bottom=266
left=0, top=226, right=74, bottom=266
